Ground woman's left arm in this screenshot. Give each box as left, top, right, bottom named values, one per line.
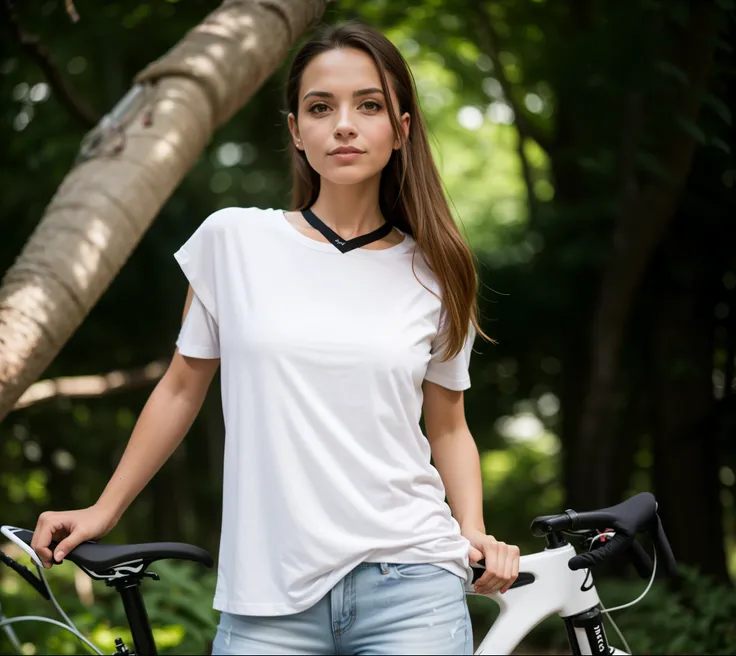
left=423, top=379, right=520, bottom=595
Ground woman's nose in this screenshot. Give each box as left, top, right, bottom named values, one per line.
left=333, top=107, right=358, bottom=139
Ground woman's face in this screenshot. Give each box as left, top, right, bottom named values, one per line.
left=288, top=47, right=410, bottom=186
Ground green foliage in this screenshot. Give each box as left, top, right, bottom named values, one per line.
left=596, top=567, right=736, bottom=655
left=478, top=433, right=564, bottom=553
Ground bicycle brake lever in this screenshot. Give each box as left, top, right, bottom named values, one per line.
left=0, top=550, right=50, bottom=600
left=652, top=514, right=678, bottom=577
left=628, top=538, right=654, bottom=578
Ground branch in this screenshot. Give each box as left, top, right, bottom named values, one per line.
left=0, top=0, right=98, bottom=128
left=516, top=133, right=539, bottom=227
left=0, top=0, right=328, bottom=420
left=475, top=3, right=552, bottom=153
left=12, top=360, right=167, bottom=411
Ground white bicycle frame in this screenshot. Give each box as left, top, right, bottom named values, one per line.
left=471, top=543, right=626, bottom=655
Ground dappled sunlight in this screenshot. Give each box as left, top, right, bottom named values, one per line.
left=486, top=101, right=514, bottom=124
left=182, top=54, right=220, bottom=81
left=71, top=238, right=107, bottom=292
left=205, top=42, right=227, bottom=60
left=405, top=47, right=550, bottom=244
left=198, top=11, right=255, bottom=39
left=239, top=31, right=259, bottom=53
left=42, top=213, right=111, bottom=294
left=3, top=284, right=52, bottom=328
left=198, top=12, right=259, bottom=58
left=154, top=97, right=182, bottom=116
left=149, top=132, right=186, bottom=164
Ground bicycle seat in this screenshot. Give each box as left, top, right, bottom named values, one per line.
left=3, top=526, right=213, bottom=577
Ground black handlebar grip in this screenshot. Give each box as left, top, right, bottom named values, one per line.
left=628, top=538, right=654, bottom=579
left=569, top=533, right=629, bottom=570
left=653, top=514, right=678, bottom=577
left=471, top=558, right=485, bottom=584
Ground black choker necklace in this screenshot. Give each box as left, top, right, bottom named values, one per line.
left=301, top=207, right=393, bottom=254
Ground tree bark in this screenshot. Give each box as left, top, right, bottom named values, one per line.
left=0, top=0, right=328, bottom=420
left=648, top=217, right=728, bottom=581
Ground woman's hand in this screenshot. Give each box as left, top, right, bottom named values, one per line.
left=30, top=505, right=117, bottom=568
left=463, top=528, right=520, bottom=595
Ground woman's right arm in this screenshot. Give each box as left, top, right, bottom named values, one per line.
left=31, top=286, right=220, bottom=568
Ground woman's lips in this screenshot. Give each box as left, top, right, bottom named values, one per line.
left=330, top=151, right=363, bottom=162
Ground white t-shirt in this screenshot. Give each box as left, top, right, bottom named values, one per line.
left=174, top=206, right=476, bottom=616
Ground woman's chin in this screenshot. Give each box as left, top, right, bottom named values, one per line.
left=319, top=167, right=383, bottom=187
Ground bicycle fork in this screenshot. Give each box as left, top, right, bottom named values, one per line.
left=563, top=606, right=613, bottom=656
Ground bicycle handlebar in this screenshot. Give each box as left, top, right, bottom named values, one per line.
left=567, top=533, right=652, bottom=575
left=627, top=536, right=655, bottom=578
left=531, top=492, right=677, bottom=578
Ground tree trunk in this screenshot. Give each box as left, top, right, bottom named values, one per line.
left=0, top=0, right=328, bottom=420
left=648, top=216, right=728, bottom=580
left=572, top=2, right=720, bottom=509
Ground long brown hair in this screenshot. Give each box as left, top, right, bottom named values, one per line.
left=285, top=21, right=491, bottom=360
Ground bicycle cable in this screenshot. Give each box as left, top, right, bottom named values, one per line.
left=0, top=616, right=101, bottom=654
left=0, top=559, right=103, bottom=655
left=583, top=531, right=659, bottom=655
left=600, top=544, right=657, bottom=614
left=0, top=600, right=23, bottom=652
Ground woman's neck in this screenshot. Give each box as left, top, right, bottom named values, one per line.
left=309, top=176, right=386, bottom=239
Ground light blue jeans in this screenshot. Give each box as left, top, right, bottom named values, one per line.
left=212, top=562, right=473, bottom=655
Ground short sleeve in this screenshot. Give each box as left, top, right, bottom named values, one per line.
left=173, top=209, right=235, bottom=324
left=424, top=319, right=476, bottom=391
left=176, top=292, right=220, bottom=359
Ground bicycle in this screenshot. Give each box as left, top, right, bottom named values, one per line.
left=0, top=491, right=676, bottom=655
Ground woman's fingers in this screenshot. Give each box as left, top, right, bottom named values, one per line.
left=500, top=544, right=521, bottom=594
left=474, top=540, right=521, bottom=595
left=31, top=512, right=72, bottom=568
left=473, top=537, right=498, bottom=592
left=485, top=543, right=508, bottom=594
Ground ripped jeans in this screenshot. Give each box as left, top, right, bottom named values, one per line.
left=212, top=562, right=473, bottom=655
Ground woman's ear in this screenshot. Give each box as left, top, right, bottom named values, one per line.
left=287, top=112, right=303, bottom=150
left=395, top=112, right=411, bottom=149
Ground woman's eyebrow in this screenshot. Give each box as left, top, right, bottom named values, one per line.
left=302, top=87, right=385, bottom=101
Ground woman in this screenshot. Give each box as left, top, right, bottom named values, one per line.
left=31, top=21, right=520, bottom=655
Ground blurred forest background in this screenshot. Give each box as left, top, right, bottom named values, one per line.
left=1, top=0, right=735, bottom=653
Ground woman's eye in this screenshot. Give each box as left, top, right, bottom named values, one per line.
left=308, top=103, right=329, bottom=114
left=362, top=100, right=382, bottom=111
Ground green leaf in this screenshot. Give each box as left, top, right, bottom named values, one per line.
left=654, top=59, right=689, bottom=86
left=698, top=91, right=733, bottom=126
left=710, top=137, right=731, bottom=154
left=674, top=114, right=708, bottom=144
left=636, top=151, right=673, bottom=182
